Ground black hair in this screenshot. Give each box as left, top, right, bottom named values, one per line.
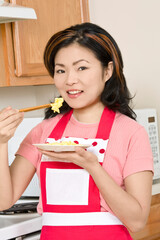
left=44, top=22, right=136, bottom=120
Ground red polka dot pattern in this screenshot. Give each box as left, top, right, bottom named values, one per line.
left=92, top=142, right=98, bottom=146
left=99, top=149, right=105, bottom=154
left=57, top=137, right=109, bottom=163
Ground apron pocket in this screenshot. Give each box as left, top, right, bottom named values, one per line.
left=46, top=168, right=89, bottom=205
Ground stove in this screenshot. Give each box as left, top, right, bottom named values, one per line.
left=0, top=200, right=42, bottom=240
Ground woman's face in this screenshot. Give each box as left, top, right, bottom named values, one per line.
left=54, top=43, right=112, bottom=111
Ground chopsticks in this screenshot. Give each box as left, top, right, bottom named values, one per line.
left=19, top=98, right=64, bottom=113
left=19, top=103, right=51, bottom=112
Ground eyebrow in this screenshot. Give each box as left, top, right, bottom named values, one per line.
left=55, top=59, right=90, bottom=67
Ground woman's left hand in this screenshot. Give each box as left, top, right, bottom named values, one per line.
left=38, top=147, right=100, bottom=173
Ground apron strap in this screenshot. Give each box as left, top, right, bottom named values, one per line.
left=48, top=107, right=115, bottom=140
left=49, top=110, right=73, bottom=140
left=96, top=107, right=115, bottom=139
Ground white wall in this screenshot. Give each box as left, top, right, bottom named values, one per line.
left=0, top=0, right=160, bottom=122
left=0, top=85, right=59, bottom=118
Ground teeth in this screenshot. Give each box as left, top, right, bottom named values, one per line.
left=68, top=90, right=82, bottom=94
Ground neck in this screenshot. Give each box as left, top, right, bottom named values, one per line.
left=73, top=103, right=105, bottom=123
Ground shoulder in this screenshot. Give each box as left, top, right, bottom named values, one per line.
left=106, top=112, right=153, bottom=179
left=113, top=112, right=145, bottom=137
left=110, top=111, right=150, bottom=148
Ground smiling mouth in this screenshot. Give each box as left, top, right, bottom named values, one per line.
left=67, top=90, right=83, bottom=95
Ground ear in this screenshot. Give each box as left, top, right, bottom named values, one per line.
left=104, top=61, right=113, bottom=82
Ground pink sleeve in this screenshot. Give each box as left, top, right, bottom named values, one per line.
left=123, top=126, right=154, bottom=178
left=16, top=123, right=43, bottom=168
left=16, top=116, right=62, bottom=169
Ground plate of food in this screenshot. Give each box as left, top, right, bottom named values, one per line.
left=33, top=141, right=91, bottom=152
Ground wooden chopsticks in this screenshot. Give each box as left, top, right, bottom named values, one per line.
left=19, top=103, right=51, bottom=112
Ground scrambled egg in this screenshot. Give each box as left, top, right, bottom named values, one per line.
left=47, top=141, right=78, bottom=146
left=50, top=98, right=64, bottom=113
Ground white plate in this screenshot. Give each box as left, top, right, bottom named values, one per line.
left=33, top=144, right=91, bottom=152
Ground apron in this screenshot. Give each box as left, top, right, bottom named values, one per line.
left=40, top=107, right=133, bottom=240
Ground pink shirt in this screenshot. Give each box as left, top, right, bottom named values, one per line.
left=16, top=112, right=154, bottom=214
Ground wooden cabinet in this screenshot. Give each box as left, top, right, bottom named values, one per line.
left=0, top=0, right=89, bottom=87
left=131, top=194, right=160, bottom=240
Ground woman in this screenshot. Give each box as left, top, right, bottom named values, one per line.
left=0, top=23, right=153, bottom=240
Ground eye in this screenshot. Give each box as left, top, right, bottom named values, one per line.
left=56, top=69, right=65, bottom=74
left=78, top=66, right=88, bottom=71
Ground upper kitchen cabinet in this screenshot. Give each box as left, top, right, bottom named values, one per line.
left=0, top=0, right=90, bottom=87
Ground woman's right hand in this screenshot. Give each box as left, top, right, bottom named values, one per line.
left=0, top=107, right=24, bottom=144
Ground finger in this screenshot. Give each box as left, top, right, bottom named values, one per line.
left=75, top=147, right=87, bottom=156
left=1, top=118, right=23, bottom=139
left=0, top=115, right=23, bottom=134
left=0, top=108, right=19, bottom=122
left=8, top=113, right=24, bottom=132
left=43, top=151, right=71, bottom=159
left=0, top=112, right=24, bottom=140
left=38, top=149, right=75, bottom=161
left=1, top=111, right=23, bottom=126
left=37, top=149, right=57, bottom=158
left=0, top=106, right=12, bottom=114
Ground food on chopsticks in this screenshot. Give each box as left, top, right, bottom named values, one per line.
left=19, top=98, right=64, bottom=113
left=50, top=98, right=64, bottom=113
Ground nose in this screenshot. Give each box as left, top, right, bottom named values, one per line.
left=65, top=70, right=78, bottom=85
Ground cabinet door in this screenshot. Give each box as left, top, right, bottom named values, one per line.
left=11, top=0, right=89, bottom=78
left=0, top=27, right=7, bottom=86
